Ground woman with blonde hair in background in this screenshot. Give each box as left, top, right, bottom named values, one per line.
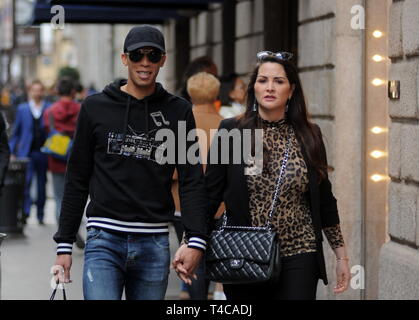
left=172, top=72, right=225, bottom=300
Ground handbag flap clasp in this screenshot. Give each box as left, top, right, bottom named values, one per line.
left=229, top=259, right=244, bottom=269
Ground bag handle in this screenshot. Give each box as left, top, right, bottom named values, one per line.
left=265, top=126, right=291, bottom=228
left=221, top=125, right=292, bottom=231
left=49, top=280, right=67, bottom=300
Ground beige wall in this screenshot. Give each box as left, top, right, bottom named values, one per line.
left=37, top=24, right=141, bottom=92
left=70, top=24, right=120, bottom=91
left=364, top=0, right=391, bottom=300
left=162, top=22, right=176, bottom=94
left=299, top=0, right=365, bottom=300
left=378, top=0, right=419, bottom=300
left=234, top=0, right=264, bottom=76
left=163, top=0, right=265, bottom=92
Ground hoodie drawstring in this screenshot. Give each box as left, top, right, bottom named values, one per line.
left=122, top=95, right=150, bottom=142
left=144, top=100, right=149, bottom=138
left=122, top=95, right=131, bottom=142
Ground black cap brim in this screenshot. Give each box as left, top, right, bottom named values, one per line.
left=126, top=42, right=165, bottom=53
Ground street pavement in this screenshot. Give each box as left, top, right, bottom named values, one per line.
left=0, top=193, right=190, bottom=300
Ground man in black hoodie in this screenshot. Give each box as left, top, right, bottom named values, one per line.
left=53, top=25, right=207, bottom=300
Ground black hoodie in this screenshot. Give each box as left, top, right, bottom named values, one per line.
left=54, top=80, right=208, bottom=254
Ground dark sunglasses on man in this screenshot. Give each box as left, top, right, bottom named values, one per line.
left=256, top=51, right=293, bottom=62
left=126, top=48, right=164, bottom=64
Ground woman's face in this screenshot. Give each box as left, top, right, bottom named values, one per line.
left=229, top=77, right=246, bottom=104
left=254, top=62, right=293, bottom=113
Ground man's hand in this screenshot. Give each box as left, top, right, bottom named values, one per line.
left=172, top=244, right=203, bottom=285
left=54, top=254, right=72, bottom=283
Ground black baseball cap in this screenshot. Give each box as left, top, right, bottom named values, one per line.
left=123, top=25, right=166, bottom=53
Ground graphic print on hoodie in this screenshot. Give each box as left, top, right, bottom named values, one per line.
left=54, top=79, right=208, bottom=254
left=107, top=110, right=170, bottom=163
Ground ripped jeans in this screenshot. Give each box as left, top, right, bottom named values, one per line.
left=83, top=227, right=170, bottom=300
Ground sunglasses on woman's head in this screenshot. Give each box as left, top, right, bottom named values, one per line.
left=127, top=48, right=164, bottom=64
left=256, top=51, right=294, bottom=62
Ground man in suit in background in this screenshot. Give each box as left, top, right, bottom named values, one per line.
left=9, top=80, right=51, bottom=225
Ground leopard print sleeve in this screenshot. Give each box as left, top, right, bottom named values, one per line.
left=323, top=224, right=345, bottom=249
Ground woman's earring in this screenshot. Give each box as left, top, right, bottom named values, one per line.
left=253, top=100, right=258, bottom=112
left=285, top=98, right=290, bottom=114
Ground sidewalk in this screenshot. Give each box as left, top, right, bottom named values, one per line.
left=0, top=198, right=184, bottom=300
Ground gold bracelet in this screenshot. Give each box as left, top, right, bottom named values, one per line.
left=336, top=257, right=349, bottom=261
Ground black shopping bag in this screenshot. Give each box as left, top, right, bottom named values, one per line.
left=49, top=280, right=67, bottom=300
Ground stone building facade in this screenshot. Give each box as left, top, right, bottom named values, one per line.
left=297, top=0, right=364, bottom=300
left=378, top=0, right=419, bottom=300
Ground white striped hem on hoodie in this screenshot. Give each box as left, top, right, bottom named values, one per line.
left=57, top=243, right=73, bottom=254
left=187, top=237, right=207, bottom=251
left=86, top=217, right=170, bottom=234
left=56, top=217, right=207, bottom=254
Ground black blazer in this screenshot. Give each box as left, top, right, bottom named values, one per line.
left=204, top=118, right=341, bottom=285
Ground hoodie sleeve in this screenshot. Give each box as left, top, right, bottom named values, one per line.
left=176, top=107, right=209, bottom=251
left=53, top=103, right=94, bottom=255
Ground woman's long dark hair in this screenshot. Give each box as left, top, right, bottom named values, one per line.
left=238, top=56, right=327, bottom=181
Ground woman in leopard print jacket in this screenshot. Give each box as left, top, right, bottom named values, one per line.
left=204, top=52, right=351, bottom=300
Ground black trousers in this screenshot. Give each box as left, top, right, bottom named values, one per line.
left=223, top=252, right=320, bottom=300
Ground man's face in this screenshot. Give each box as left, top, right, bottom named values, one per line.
left=121, top=47, right=166, bottom=89
left=29, top=83, right=44, bottom=101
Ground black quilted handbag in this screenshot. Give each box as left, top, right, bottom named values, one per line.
left=206, top=128, right=291, bottom=284
left=205, top=216, right=281, bottom=284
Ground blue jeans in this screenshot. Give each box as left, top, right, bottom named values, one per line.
left=23, top=151, right=48, bottom=221
left=83, top=227, right=170, bottom=300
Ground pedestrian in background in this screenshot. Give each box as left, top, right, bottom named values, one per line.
left=177, top=56, right=219, bottom=103
left=0, top=112, right=10, bottom=195
left=43, top=77, right=84, bottom=249
left=53, top=25, right=207, bottom=300
left=9, top=80, right=51, bottom=225
left=172, top=55, right=220, bottom=300
left=1, top=82, right=25, bottom=136
left=172, top=72, right=226, bottom=300
left=218, top=73, right=247, bottom=119
left=204, top=51, right=351, bottom=300
left=74, top=82, right=87, bottom=103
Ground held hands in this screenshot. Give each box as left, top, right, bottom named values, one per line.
left=171, top=244, right=203, bottom=285
left=334, top=258, right=351, bottom=294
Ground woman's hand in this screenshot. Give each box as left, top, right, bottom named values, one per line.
left=334, top=259, right=351, bottom=294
